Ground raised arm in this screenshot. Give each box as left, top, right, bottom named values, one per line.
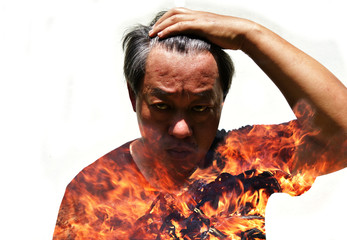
left=149, top=8, right=347, bottom=175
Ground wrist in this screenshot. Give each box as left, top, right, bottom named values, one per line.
left=239, top=21, right=266, bottom=53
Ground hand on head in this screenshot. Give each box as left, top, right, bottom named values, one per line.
left=149, top=7, right=255, bottom=50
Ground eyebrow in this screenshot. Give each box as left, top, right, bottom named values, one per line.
left=149, top=88, right=216, bottom=99
left=149, top=88, right=174, bottom=97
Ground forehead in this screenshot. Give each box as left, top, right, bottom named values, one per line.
left=143, top=47, right=220, bottom=94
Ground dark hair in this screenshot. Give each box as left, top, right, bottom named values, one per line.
left=122, top=11, right=234, bottom=100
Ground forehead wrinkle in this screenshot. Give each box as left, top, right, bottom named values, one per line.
left=149, top=87, right=217, bottom=100
left=146, top=47, right=219, bottom=81
left=143, top=47, right=222, bottom=101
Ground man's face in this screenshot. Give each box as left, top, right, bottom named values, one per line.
left=133, top=47, right=224, bottom=178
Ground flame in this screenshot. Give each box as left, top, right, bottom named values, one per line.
left=53, top=101, right=346, bottom=239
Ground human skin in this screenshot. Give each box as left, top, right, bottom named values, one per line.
left=129, top=47, right=224, bottom=188
left=149, top=7, right=347, bottom=175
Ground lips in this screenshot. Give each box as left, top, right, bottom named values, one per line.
left=165, top=144, right=197, bottom=159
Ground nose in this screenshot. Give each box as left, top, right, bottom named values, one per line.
left=168, top=117, right=193, bottom=139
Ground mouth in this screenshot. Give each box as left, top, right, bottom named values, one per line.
left=166, top=146, right=195, bottom=159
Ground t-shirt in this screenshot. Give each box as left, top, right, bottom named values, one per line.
left=53, top=120, right=321, bottom=240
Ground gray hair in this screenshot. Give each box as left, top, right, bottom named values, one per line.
left=122, top=11, right=234, bottom=100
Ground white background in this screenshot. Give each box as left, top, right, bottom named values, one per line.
left=0, top=0, right=346, bottom=239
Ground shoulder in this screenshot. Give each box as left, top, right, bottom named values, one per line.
left=207, top=120, right=300, bottom=169
left=222, top=120, right=298, bottom=139
left=78, top=140, right=134, bottom=176
left=66, top=140, right=141, bottom=196
left=202, top=121, right=298, bottom=168
left=214, top=120, right=318, bottom=196
left=216, top=120, right=299, bottom=151
left=54, top=140, right=150, bottom=238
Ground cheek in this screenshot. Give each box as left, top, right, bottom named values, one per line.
left=136, top=102, right=167, bottom=141
left=195, top=108, right=222, bottom=147
left=136, top=103, right=151, bottom=135
left=197, top=119, right=219, bottom=141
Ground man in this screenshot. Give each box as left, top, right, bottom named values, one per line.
left=53, top=8, right=346, bottom=239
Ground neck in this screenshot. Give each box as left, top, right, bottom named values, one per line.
left=130, top=139, right=193, bottom=191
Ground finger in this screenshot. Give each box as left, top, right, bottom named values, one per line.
left=157, top=22, right=186, bottom=38
left=156, top=21, right=197, bottom=38
left=152, top=7, right=190, bottom=28
left=151, top=16, right=193, bottom=38
left=149, top=8, right=193, bottom=37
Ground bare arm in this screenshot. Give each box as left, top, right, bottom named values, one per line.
left=150, top=8, right=347, bottom=175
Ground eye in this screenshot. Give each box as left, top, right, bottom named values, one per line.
left=192, top=105, right=208, bottom=112
left=154, top=103, right=169, bottom=110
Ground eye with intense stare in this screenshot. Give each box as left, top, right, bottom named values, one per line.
left=154, top=103, right=169, bottom=110
left=192, top=105, right=208, bottom=112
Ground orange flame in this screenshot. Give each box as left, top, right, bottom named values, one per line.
left=53, top=101, right=346, bottom=239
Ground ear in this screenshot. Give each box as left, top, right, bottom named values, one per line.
left=127, top=83, right=137, bottom=112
